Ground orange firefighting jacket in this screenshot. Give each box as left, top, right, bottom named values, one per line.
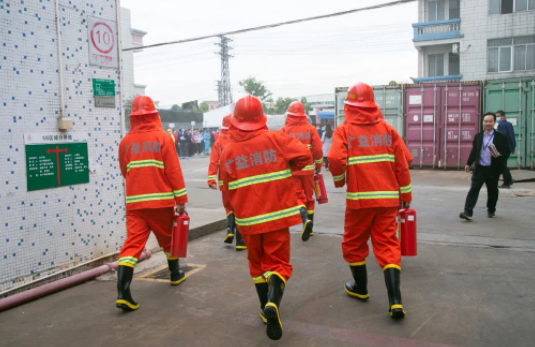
left=219, top=127, right=312, bottom=234
left=119, top=114, right=188, bottom=210
left=207, top=130, right=231, bottom=187
left=280, top=115, right=323, bottom=175
left=327, top=106, right=412, bottom=209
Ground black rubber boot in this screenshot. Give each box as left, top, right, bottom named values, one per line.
left=116, top=265, right=139, bottom=312
left=168, top=258, right=186, bottom=286
left=344, top=263, right=369, bottom=300
left=308, top=213, right=315, bottom=236
left=384, top=267, right=405, bottom=319
left=255, top=282, right=269, bottom=324
left=264, top=274, right=285, bottom=340
left=224, top=213, right=235, bottom=244
left=300, top=207, right=313, bottom=242
left=235, top=227, right=247, bottom=251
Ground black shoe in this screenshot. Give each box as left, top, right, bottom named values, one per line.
left=459, top=211, right=473, bottom=221
left=235, top=228, right=247, bottom=251
left=299, top=208, right=313, bottom=242
left=255, top=281, right=269, bottom=324
left=308, top=213, right=315, bottom=237
left=499, top=184, right=510, bottom=189
left=224, top=213, right=235, bottom=244
left=488, top=211, right=496, bottom=218
left=344, top=263, right=369, bottom=301
left=264, top=273, right=285, bottom=340
left=116, top=265, right=139, bottom=312
left=168, top=258, right=186, bottom=286
left=384, top=266, right=405, bottom=319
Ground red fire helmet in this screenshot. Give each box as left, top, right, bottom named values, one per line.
left=231, top=95, right=267, bottom=131
left=221, top=114, right=232, bottom=130
left=344, top=83, right=377, bottom=108
left=286, top=101, right=306, bottom=117
left=130, top=95, right=158, bottom=117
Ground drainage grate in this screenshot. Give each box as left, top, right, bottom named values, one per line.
left=136, top=263, right=205, bottom=283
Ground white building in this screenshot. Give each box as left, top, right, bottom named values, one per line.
left=120, top=7, right=147, bottom=102
left=412, top=0, right=535, bottom=82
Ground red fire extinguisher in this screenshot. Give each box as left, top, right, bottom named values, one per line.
left=314, top=173, right=328, bottom=204
left=170, top=213, right=190, bottom=258
left=398, top=208, right=417, bottom=256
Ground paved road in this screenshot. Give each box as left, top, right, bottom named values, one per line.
left=1, top=157, right=534, bottom=347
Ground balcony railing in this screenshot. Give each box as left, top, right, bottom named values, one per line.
left=411, top=75, right=463, bottom=83
left=413, top=19, right=464, bottom=42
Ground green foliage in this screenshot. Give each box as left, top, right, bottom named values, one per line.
left=268, top=97, right=297, bottom=115
left=239, top=76, right=272, bottom=101
left=200, top=102, right=209, bottom=113
left=388, top=80, right=398, bottom=86
left=171, top=104, right=182, bottom=111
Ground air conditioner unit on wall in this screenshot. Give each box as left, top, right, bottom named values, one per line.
left=452, top=43, right=459, bottom=54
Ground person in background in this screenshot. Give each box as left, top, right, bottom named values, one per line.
left=172, top=129, right=179, bottom=154
left=167, top=129, right=175, bottom=142
left=322, top=123, right=333, bottom=170
left=117, top=96, right=188, bottom=311
left=316, top=125, right=324, bottom=140
left=187, top=129, right=194, bottom=157
left=203, top=129, right=211, bottom=155
left=460, top=112, right=509, bottom=220
left=328, top=83, right=412, bottom=320
left=194, top=129, right=203, bottom=155
left=178, top=128, right=189, bottom=159
left=496, top=110, right=516, bottom=189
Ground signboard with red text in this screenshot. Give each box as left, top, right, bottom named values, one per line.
left=88, top=16, right=118, bottom=68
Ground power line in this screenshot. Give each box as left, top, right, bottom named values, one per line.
left=122, top=0, right=416, bottom=52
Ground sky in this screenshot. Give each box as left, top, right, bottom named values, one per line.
left=122, top=0, right=419, bottom=108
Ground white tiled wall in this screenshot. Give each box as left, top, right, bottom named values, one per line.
left=0, top=0, right=126, bottom=293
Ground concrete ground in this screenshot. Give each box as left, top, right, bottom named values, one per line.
left=1, top=157, right=534, bottom=347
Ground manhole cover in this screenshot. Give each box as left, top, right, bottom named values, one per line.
left=136, top=263, right=205, bottom=283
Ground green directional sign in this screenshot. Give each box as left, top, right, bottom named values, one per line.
left=92, top=78, right=116, bottom=97
left=25, top=142, right=89, bottom=191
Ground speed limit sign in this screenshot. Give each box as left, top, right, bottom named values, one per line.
left=88, top=16, right=118, bottom=68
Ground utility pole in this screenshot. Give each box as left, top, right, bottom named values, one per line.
left=215, top=80, right=223, bottom=107
left=215, top=36, right=233, bottom=106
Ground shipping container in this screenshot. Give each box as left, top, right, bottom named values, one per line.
left=404, top=82, right=482, bottom=169
left=483, top=78, right=535, bottom=169
left=334, top=85, right=405, bottom=138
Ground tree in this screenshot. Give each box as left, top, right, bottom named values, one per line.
left=239, top=76, right=272, bottom=101
left=200, top=102, right=209, bottom=113
left=300, top=97, right=312, bottom=115
left=268, top=97, right=296, bottom=115
left=171, top=104, right=181, bottom=111
left=388, top=80, right=398, bottom=86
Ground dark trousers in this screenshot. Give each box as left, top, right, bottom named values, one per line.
left=179, top=143, right=189, bottom=158
left=464, top=165, right=499, bottom=214
left=324, top=156, right=329, bottom=169
left=501, top=152, right=513, bottom=186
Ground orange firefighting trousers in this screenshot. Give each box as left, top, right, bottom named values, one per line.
left=242, top=228, right=293, bottom=282
left=118, top=207, right=175, bottom=267
left=293, top=175, right=315, bottom=214
left=342, top=207, right=400, bottom=269
left=221, top=190, right=233, bottom=215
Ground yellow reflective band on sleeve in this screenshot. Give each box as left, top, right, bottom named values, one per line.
left=400, top=184, right=412, bottom=194
left=219, top=180, right=223, bottom=186
left=314, top=158, right=324, bottom=164
left=300, top=164, right=315, bottom=172
left=348, top=154, right=395, bottom=165
left=228, top=169, right=292, bottom=190
left=126, top=192, right=175, bottom=204
left=173, top=188, right=187, bottom=198
left=346, top=191, right=399, bottom=200
left=307, top=144, right=312, bottom=148
left=207, top=175, right=217, bottom=180
left=235, top=206, right=301, bottom=227
left=126, top=160, right=164, bottom=172
left=333, top=173, right=345, bottom=182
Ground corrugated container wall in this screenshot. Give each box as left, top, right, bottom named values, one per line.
left=334, top=86, right=404, bottom=138
left=404, top=82, right=482, bottom=169
left=0, top=1, right=125, bottom=293
left=483, top=78, right=535, bottom=170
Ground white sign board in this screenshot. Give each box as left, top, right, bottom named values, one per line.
left=191, top=121, right=196, bottom=126
left=423, top=115, right=434, bottom=123
left=88, top=17, right=118, bottom=68
left=24, top=132, right=88, bottom=145
left=169, top=123, right=175, bottom=129
left=508, top=118, right=517, bottom=126
left=409, top=95, right=422, bottom=105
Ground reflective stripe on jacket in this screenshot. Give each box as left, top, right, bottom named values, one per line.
left=220, top=128, right=312, bottom=234
left=327, top=106, right=412, bottom=209
left=280, top=116, right=324, bottom=176
left=119, top=114, right=188, bottom=210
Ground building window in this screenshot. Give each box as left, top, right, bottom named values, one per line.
left=490, top=0, right=535, bottom=13
left=449, top=0, right=460, bottom=19
left=488, top=36, right=535, bottom=72
left=428, top=54, right=445, bottom=76
left=449, top=53, right=460, bottom=75
left=428, top=0, right=446, bottom=21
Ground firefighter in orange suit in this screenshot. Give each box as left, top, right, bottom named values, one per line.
left=219, top=95, right=312, bottom=340
left=116, top=95, right=188, bottom=312
left=327, top=83, right=412, bottom=319
left=280, top=101, right=323, bottom=241
left=207, top=114, right=246, bottom=251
